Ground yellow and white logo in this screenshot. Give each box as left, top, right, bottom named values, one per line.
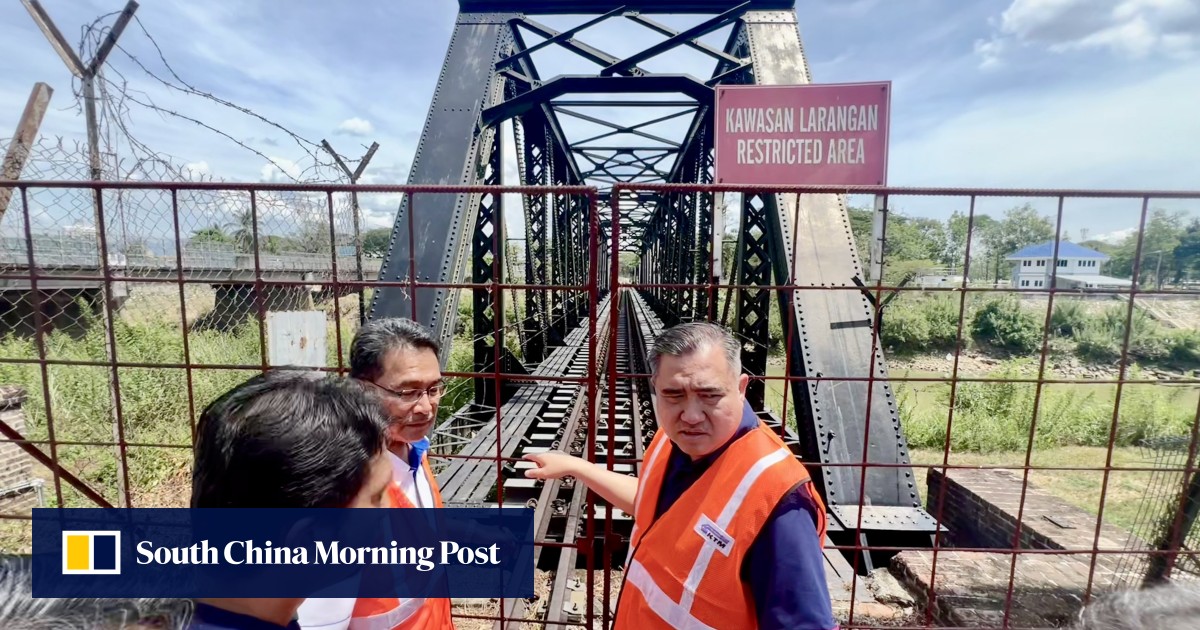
left=62, top=531, right=121, bottom=575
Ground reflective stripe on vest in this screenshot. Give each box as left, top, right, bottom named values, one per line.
left=624, top=560, right=717, bottom=630
left=677, top=446, right=789, bottom=613
left=348, top=597, right=425, bottom=630
left=350, top=453, right=454, bottom=630
left=626, top=435, right=670, bottom=566
left=615, top=423, right=823, bottom=629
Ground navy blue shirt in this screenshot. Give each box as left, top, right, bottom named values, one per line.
left=654, top=401, right=837, bottom=630
left=187, top=603, right=302, bottom=630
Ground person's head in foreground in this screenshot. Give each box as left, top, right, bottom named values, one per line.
left=0, top=554, right=191, bottom=630
left=1074, top=581, right=1200, bottom=630
left=190, top=370, right=393, bottom=628
left=648, top=321, right=750, bottom=460
left=349, top=318, right=445, bottom=447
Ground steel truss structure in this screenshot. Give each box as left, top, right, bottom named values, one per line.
left=369, top=0, right=935, bottom=571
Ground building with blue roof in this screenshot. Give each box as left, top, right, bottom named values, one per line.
left=1005, top=240, right=1131, bottom=290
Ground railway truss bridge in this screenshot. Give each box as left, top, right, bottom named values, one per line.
left=362, top=1, right=939, bottom=624
left=0, top=1, right=952, bottom=627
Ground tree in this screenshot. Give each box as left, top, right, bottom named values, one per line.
left=1173, top=219, right=1200, bottom=283
left=226, top=209, right=256, bottom=253
left=847, top=206, right=872, bottom=257
left=618, top=252, right=640, bottom=279
left=189, top=225, right=233, bottom=248
left=944, top=211, right=970, bottom=269
left=965, top=214, right=999, bottom=281
left=291, top=219, right=332, bottom=253
left=1108, top=209, right=1186, bottom=286
left=362, top=228, right=392, bottom=257
left=980, top=204, right=1055, bottom=282
left=987, top=204, right=1057, bottom=256
left=844, top=206, right=945, bottom=278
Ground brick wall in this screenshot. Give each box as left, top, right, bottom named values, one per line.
left=891, top=467, right=1147, bottom=626
left=927, top=467, right=1142, bottom=559
left=0, top=385, right=41, bottom=513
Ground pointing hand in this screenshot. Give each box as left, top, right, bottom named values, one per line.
left=522, top=451, right=581, bottom=480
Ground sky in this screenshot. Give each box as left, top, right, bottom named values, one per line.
left=1, top=0, right=1198, bottom=243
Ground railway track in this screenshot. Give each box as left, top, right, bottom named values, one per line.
left=425, top=290, right=664, bottom=628
left=435, top=286, right=846, bottom=627
left=437, top=288, right=868, bottom=628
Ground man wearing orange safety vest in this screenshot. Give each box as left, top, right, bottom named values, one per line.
left=298, top=318, right=455, bottom=630
left=526, top=321, right=837, bottom=629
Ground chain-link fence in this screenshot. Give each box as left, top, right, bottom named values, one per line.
left=1, top=135, right=372, bottom=334
left=0, top=139, right=378, bottom=536
left=1111, top=436, right=1200, bottom=587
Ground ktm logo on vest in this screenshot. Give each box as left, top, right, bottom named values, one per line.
left=694, top=515, right=733, bottom=556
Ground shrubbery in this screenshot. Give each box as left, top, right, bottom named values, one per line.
left=881, top=296, right=963, bottom=353
left=900, top=361, right=1195, bottom=452
left=882, top=295, right=1200, bottom=369
left=971, top=297, right=1044, bottom=354
left=0, top=306, right=474, bottom=508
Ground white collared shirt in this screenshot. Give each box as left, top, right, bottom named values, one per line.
left=389, top=447, right=435, bottom=509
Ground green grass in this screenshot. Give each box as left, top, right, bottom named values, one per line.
left=766, top=362, right=1196, bottom=453
left=910, top=447, right=1156, bottom=534
left=892, top=366, right=1199, bottom=452
left=763, top=363, right=1198, bottom=534
left=0, top=295, right=476, bottom=512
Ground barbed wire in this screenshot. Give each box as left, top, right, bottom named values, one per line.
left=62, top=8, right=354, bottom=185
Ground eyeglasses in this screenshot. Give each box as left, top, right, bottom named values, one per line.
left=371, top=380, right=446, bottom=404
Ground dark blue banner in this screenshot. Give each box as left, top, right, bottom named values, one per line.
left=32, top=508, right=535, bottom=598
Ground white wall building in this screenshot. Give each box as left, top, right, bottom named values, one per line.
left=1006, top=241, right=1131, bottom=290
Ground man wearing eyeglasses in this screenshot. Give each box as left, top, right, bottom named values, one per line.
left=340, top=317, right=455, bottom=629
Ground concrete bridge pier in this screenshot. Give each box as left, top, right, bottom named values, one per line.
left=0, top=286, right=127, bottom=339
left=203, top=283, right=315, bottom=331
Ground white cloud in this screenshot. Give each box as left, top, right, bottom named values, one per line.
left=336, top=117, right=375, bottom=137
left=977, top=0, right=1200, bottom=65
left=973, top=37, right=1007, bottom=69
left=183, top=161, right=211, bottom=179
left=889, top=61, right=1200, bottom=232
left=1092, top=227, right=1138, bottom=243
left=259, top=157, right=302, bottom=183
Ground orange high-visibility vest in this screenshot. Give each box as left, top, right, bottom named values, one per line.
left=614, top=422, right=827, bottom=629
left=349, top=456, right=455, bottom=630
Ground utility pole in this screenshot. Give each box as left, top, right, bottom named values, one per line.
left=24, top=0, right=139, bottom=508
left=0, top=82, right=53, bottom=223
left=869, top=195, right=887, bottom=285
left=320, top=139, right=379, bottom=324
left=23, top=0, right=138, bottom=181
left=1156, top=250, right=1165, bottom=291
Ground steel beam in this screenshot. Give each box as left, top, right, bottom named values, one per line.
left=460, top=1, right=794, bottom=13
left=624, top=13, right=744, bottom=66
left=736, top=192, right=771, bottom=409
left=513, top=17, right=630, bottom=71
left=472, top=122, right=503, bottom=406
left=496, top=7, right=626, bottom=71
left=601, top=2, right=749, bottom=76
left=516, top=113, right=552, bottom=362
left=739, top=10, right=922, bottom=516
left=481, top=75, right=712, bottom=127
left=370, top=16, right=515, bottom=361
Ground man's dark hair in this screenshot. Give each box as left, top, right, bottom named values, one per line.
left=191, top=370, right=387, bottom=508
left=0, top=555, right=193, bottom=629
left=349, top=317, right=440, bottom=381
left=649, top=321, right=742, bottom=378
left=1074, top=582, right=1200, bottom=629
